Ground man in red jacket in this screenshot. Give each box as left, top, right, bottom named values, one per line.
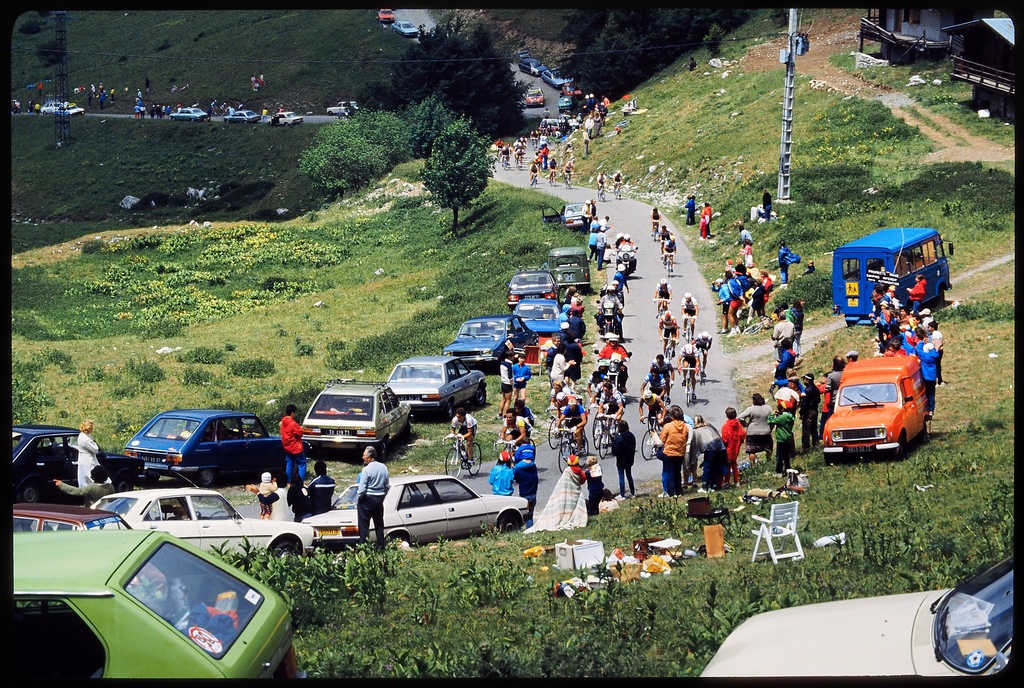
left=906, top=274, right=927, bottom=317
left=281, top=404, right=306, bottom=481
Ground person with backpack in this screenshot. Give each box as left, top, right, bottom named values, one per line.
left=726, top=265, right=751, bottom=336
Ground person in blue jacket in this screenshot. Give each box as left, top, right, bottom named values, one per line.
left=489, top=452, right=515, bottom=496
left=914, top=341, right=940, bottom=417
left=512, top=442, right=539, bottom=526
left=511, top=353, right=532, bottom=402
left=684, top=195, right=697, bottom=225
left=777, top=241, right=801, bottom=285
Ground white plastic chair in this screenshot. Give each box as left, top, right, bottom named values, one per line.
left=751, top=501, right=804, bottom=563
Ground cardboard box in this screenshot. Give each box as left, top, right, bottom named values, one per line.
left=555, top=539, right=605, bottom=569
left=610, top=562, right=642, bottom=583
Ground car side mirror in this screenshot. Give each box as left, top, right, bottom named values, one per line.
left=904, top=396, right=913, bottom=403
left=947, top=242, right=954, bottom=256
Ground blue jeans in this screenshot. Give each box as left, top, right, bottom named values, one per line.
left=285, top=450, right=307, bottom=482
left=663, top=455, right=683, bottom=495
left=617, top=466, right=635, bottom=497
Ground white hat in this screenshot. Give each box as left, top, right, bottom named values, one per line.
left=560, top=321, right=570, bottom=330
left=261, top=472, right=273, bottom=484
left=920, top=308, right=932, bottom=316
left=606, top=333, right=619, bottom=341
left=684, top=292, right=692, bottom=299
left=923, top=343, right=935, bottom=352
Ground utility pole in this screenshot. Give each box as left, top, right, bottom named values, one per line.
left=777, top=8, right=798, bottom=201
left=54, top=10, right=71, bottom=148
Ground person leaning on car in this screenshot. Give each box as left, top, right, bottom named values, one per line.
left=306, top=460, right=336, bottom=516
left=357, top=447, right=389, bottom=550
left=55, top=465, right=114, bottom=505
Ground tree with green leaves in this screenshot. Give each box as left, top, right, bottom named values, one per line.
left=373, top=18, right=525, bottom=139
left=406, top=95, right=458, bottom=159
left=421, top=119, right=493, bottom=237
left=298, top=110, right=410, bottom=197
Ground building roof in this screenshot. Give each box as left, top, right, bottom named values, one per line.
left=942, top=17, right=1015, bottom=45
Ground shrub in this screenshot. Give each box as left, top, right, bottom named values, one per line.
left=941, top=301, right=1015, bottom=323
left=80, top=239, right=105, bottom=254
left=227, top=357, right=276, bottom=378
left=38, top=348, right=76, bottom=373
left=181, top=366, right=213, bottom=386
left=295, top=341, right=314, bottom=357
left=11, top=357, right=53, bottom=424
left=124, top=358, right=166, bottom=384
left=777, top=270, right=832, bottom=310
left=177, top=346, right=226, bottom=365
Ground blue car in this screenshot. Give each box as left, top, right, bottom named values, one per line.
left=513, top=299, right=563, bottom=345
left=442, top=315, right=539, bottom=367
left=125, top=410, right=285, bottom=488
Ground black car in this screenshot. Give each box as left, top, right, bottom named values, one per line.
left=517, top=57, right=547, bottom=77
left=506, top=268, right=559, bottom=310
left=12, top=425, right=144, bottom=503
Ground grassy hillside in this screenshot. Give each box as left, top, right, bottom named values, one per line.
left=9, top=8, right=1015, bottom=677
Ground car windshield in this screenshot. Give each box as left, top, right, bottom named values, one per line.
left=332, top=484, right=359, bottom=510
left=144, top=418, right=201, bottom=442
left=124, top=541, right=265, bottom=659
left=307, top=394, right=374, bottom=420
left=516, top=304, right=558, bottom=320
left=458, top=321, right=504, bottom=338
left=528, top=89, right=542, bottom=96
left=93, top=495, right=139, bottom=515
left=390, top=364, right=443, bottom=382
left=555, top=256, right=583, bottom=267
left=838, top=383, right=898, bottom=406
left=932, top=557, right=1012, bottom=674
left=511, top=274, right=551, bottom=288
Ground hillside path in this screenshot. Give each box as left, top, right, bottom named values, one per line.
left=740, top=10, right=1014, bottom=164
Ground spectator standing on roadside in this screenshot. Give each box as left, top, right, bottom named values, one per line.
left=489, top=451, right=515, bottom=496
left=270, top=472, right=291, bottom=522
left=789, top=300, right=805, bottom=355
left=720, top=407, right=746, bottom=487
left=563, top=333, right=584, bottom=385
left=767, top=402, right=796, bottom=477
left=659, top=405, right=691, bottom=497
left=280, top=404, right=307, bottom=482
left=799, top=372, right=821, bottom=451
left=927, top=319, right=945, bottom=385
left=771, top=307, right=796, bottom=363
left=595, top=224, right=608, bottom=270
left=584, top=456, right=605, bottom=516
left=914, top=340, right=940, bottom=418
left=738, top=393, right=773, bottom=468
left=777, top=241, right=801, bottom=286
left=513, top=441, right=539, bottom=527
left=356, top=447, right=389, bottom=550
left=287, top=472, right=313, bottom=523
left=588, top=220, right=601, bottom=263
left=906, top=274, right=927, bottom=317
left=511, top=353, right=532, bottom=402
left=306, top=460, right=336, bottom=516
left=699, top=201, right=713, bottom=240
left=611, top=420, right=637, bottom=499
left=497, top=349, right=515, bottom=420
left=819, top=356, right=847, bottom=438
left=684, top=195, right=697, bottom=225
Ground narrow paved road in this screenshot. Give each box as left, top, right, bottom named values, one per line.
left=487, top=162, right=740, bottom=507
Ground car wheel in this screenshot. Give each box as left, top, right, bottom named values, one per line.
left=112, top=471, right=136, bottom=494
left=17, top=479, right=43, bottom=503
left=936, top=287, right=946, bottom=308
left=444, top=396, right=456, bottom=420
left=496, top=511, right=522, bottom=532
left=385, top=531, right=411, bottom=546
left=270, top=536, right=302, bottom=556
left=196, top=468, right=217, bottom=488
left=894, top=432, right=908, bottom=461
left=473, top=383, right=487, bottom=407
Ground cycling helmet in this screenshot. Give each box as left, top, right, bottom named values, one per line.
left=660, top=278, right=667, bottom=285
left=616, top=233, right=624, bottom=240
left=682, top=343, right=696, bottom=356
left=610, top=280, right=619, bottom=287
left=684, top=292, right=692, bottom=300
left=700, top=331, right=710, bottom=340
left=662, top=311, right=674, bottom=321
left=643, top=390, right=654, bottom=401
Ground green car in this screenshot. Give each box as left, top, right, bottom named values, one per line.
left=14, top=530, right=302, bottom=678
left=546, top=246, right=592, bottom=293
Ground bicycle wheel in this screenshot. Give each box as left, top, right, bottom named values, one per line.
left=576, top=433, right=589, bottom=455
left=445, top=445, right=463, bottom=479
left=467, top=441, right=483, bottom=476
left=547, top=417, right=559, bottom=450
left=557, top=438, right=571, bottom=471
left=744, top=321, right=763, bottom=335
left=641, top=428, right=657, bottom=460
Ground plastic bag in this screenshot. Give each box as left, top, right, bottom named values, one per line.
left=523, top=546, right=545, bottom=558
left=643, top=554, right=671, bottom=574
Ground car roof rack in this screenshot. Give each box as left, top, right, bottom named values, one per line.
left=324, top=378, right=390, bottom=390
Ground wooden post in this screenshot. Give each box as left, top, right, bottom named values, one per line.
left=704, top=524, right=726, bottom=558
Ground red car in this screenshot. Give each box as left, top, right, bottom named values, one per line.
left=525, top=88, right=545, bottom=108
left=378, top=9, right=395, bottom=24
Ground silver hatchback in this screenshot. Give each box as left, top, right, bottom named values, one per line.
left=386, top=356, right=487, bottom=419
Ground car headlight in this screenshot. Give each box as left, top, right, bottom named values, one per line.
left=831, top=430, right=842, bottom=442
left=875, top=427, right=887, bottom=439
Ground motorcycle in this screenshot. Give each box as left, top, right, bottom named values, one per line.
left=594, top=353, right=630, bottom=394
left=619, top=243, right=637, bottom=275
left=598, top=300, right=622, bottom=338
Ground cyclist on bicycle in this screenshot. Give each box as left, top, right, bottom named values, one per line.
left=612, top=171, right=623, bottom=197
left=639, top=365, right=670, bottom=402
left=451, top=407, right=478, bottom=464
left=693, top=330, right=713, bottom=375
left=652, top=353, right=676, bottom=402
left=528, top=160, right=539, bottom=187
left=595, top=380, right=626, bottom=424
left=499, top=409, right=529, bottom=447
left=677, top=342, right=700, bottom=401
left=653, top=278, right=673, bottom=315
left=659, top=311, right=680, bottom=356
left=596, top=171, right=607, bottom=199
left=563, top=159, right=574, bottom=188
left=651, top=207, right=661, bottom=238
left=680, top=292, right=699, bottom=339
left=639, top=389, right=667, bottom=428
left=557, top=393, right=589, bottom=448
left=661, top=233, right=677, bottom=271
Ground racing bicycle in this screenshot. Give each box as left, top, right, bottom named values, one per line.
left=444, top=433, right=483, bottom=479
left=553, top=426, right=588, bottom=471
left=640, top=414, right=662, bottom=461
left=590, top=409, right=619, bottom=458
left=681, top=365, right=699, bottom=406
left=614, top=180, right=622, bottom=200
left=597, top=181, right=607, bottom=202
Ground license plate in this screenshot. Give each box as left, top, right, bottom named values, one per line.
left=318, top=528, right=340, bottom=536
left=564, top=273, right=575, bottom=281
left=327, top=429, right=355, bottom=436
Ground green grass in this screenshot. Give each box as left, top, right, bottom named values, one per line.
left=9, top=7, right=1016, bottom=677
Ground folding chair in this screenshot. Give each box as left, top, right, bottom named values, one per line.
left=687, top=496, right=729, bottom=524
left=751, top=501, right=804, bottom=563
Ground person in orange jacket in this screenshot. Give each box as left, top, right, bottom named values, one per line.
left=281, top=404, right=306, bottom=481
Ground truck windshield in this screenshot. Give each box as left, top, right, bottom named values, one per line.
left=838, top=383, right=898, bottom=406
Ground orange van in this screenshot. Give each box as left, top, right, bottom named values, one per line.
left=823, top=357, right=928, bottom=460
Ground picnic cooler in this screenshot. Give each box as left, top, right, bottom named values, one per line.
left=555, top=539, right=605, bottom=569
